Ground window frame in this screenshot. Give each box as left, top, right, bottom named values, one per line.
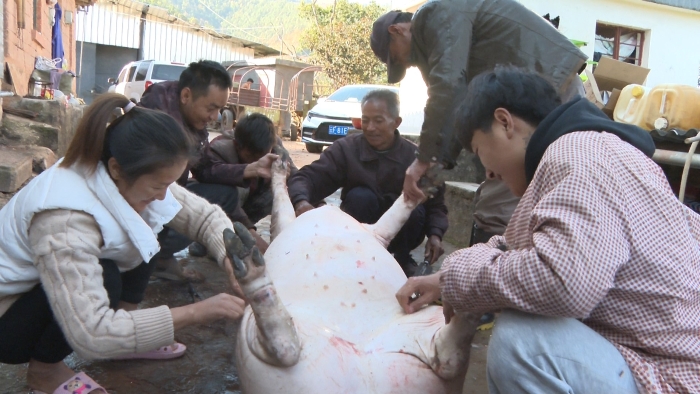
left=595, top=23, right=645, bottom=66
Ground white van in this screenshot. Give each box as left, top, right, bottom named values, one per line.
left=108, top=60, right=187, bottom=102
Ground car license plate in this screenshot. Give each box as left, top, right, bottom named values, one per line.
left=328, top=125, right=349, bottom=136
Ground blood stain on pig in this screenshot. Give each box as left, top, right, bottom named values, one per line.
left=330, top=336, right=362, bottom=356
left=351, top=303, right=356, bottom=308
left=362, top=289, right=368, bottom=294
left=323, top=285, right=329, bottom=290
left=358, top=281, right=363, bottom=285
left=356, top=260, right=365, bottom=268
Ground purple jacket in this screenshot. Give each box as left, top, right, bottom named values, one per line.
left=191, top=134, right=298, bottom=228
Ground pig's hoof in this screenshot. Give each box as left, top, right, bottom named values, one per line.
left=418, top=164, right=444, bottom=199
left=271, top=158, right=290, bottom=179
left=223, top=223, right=266, bottom=281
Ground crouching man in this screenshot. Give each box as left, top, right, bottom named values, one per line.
left=397, top=66, right=700, bottom=393
left=189, top=113, right=298, bottom=254
left=289, top=89, right=448, bottom=276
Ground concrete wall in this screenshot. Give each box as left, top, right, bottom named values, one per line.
left=518, top=0, right=700, bottom=88
left=4, top=0, right=77, bottom=96
left=76, top=42, right=137, bottom=103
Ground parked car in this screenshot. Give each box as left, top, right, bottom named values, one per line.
left=301, top=84, right=399, bottom=153
left=108, top=60, right=187, bottom=102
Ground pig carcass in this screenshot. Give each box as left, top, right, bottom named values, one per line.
left=225, top=160, right=480, bottom=394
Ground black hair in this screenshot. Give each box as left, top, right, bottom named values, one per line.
left=178, top=60, right=233, bottom=99
left=246, top=78, right=254, bottom=83
left=455, top=65, right=562, bottom=152
left=394, top=11, right=413, bottom=23
left=62, top=93, right=194, bottom=183
left=234, top=113, right=276, bottom=154
left=362, top=89, right=400, bottom=118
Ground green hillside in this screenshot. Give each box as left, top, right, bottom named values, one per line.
left=142, top=0, right=309, bottom=53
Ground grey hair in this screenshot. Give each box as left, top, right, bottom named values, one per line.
left=361, top=89, right=400, bottom=118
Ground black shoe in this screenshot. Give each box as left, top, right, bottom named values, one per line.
left=188, top=242, right=208, bottom=257
left=394, top=252, right=418, bottom=277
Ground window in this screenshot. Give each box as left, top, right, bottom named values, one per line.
left=326, top=86, right=400, bottom=103
left=33, top=0, right=39, bottom=30
left=127, top=66, right=137, bottom=82
left=151, top=65, right=186, bottom=81
left=595, top=23, right=645, bottom=66
left=134, top=62, right=151, bottom=82
left=117, top=68, right=128, bottom=83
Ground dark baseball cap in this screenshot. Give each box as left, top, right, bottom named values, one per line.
left=371, top=10, right=407, bottom=84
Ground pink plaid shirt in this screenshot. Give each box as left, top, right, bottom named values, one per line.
left=441, top=132, right=700, bottom=393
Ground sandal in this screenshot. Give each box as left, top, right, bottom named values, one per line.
left=30, top=371, right=107, bottom=394
left=112, top=342, right=187, bottom=360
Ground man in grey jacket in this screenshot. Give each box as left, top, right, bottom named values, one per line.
left=371, top=0, right=587, bottom=242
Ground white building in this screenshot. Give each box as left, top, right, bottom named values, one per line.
left=399, top=0, right=700, bottom=134
left=74, top=0, right=278, bottom=103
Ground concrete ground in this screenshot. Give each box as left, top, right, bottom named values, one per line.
left=0, top=139, right=491, bottom=394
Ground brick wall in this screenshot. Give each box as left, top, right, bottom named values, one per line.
left=3, top=0, right=76, bottom=96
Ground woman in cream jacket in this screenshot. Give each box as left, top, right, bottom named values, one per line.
left=0, top=94, right=246, bottom=393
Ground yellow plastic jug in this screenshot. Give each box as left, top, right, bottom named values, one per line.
left=613, top=85, right=650, bottom=128
left=643, top=84, right=700, bottom=132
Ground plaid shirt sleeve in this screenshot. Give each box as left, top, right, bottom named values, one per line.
left=440, top=132, right=700, bottom=393
left=440, top=159, right=629, bottom=317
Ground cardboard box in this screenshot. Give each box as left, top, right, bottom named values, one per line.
left=594, top=57, right=650, bottom=92
left=602, top=88, right=621, bottom=119
left=583, top=57, right=651, bottom=119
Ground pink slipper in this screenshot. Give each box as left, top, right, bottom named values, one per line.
left=30, top=371, right=107, bottom=394
left=112, top=342, right=187, bottom=360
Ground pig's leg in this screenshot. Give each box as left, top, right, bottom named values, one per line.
left=364, top=165, right=443, bottom=247
left=428, top=311, right=481, bottom=380
left=225, top=223, right=301, bottom=367
left=270, top=158, right=295, bottom=241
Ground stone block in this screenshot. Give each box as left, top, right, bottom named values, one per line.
left=0, top=149, right=33, bottom=192
left=2, top=98, right=86, bottom=156
left=0, top=114, right=59, bottom=151
left=443, top=181, right=479, bottom=248
left=10, top=145, right=57, bottom=173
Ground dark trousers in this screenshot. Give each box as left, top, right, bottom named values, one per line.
left=469, top=222, right=498, bottom=247
left=158, top=182, right=241, bottom=258
left=0, top=259, right=153, bottom=364
left=158, top=182, right=273, bottom=258
left=340, top=187, right=426, bottom=274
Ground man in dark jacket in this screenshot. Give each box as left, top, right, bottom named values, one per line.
left=289, top=89, right=448, bottom=276
left=140, top=60, right=231, bottom=187
left=190, top=113, right=298, bottom=253
left=138, top=60, right=233, bottom=279
left=370, top=1, right=587, bottom=244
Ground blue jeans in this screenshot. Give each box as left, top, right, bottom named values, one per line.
left=487, top=309, right=640, bottom=394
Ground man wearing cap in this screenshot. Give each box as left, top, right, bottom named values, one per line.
left=370, top=1, right=587, bottom=243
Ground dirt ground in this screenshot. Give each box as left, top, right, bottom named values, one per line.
left=0, top=138, right=491, bottom=394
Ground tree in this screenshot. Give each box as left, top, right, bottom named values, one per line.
left=300, top=0, right=388, bottom=90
